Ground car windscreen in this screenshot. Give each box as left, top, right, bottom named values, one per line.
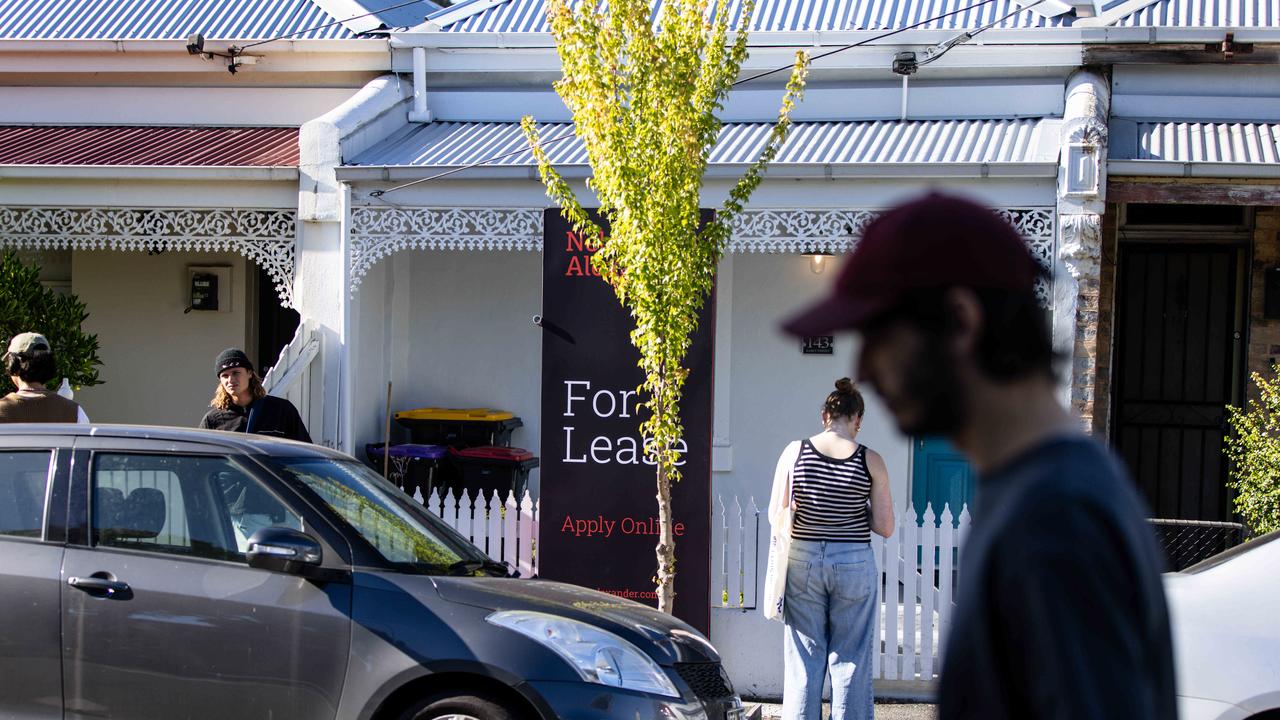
left=271, top=457, right=499, bottom=575
left=1181, top=528, right=1280, bottom=574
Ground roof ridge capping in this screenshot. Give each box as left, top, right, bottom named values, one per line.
left=413, top=0, right=1189, bottom=35
left=1016, top=0, right=1172, bottom=23
left=420, top=0, right=514, bottom=31
left=1071, top=0, right=1166, bottom=27
left=310, top=0, right=392, bottom=34
left=310, top=0, right=445, bottom=33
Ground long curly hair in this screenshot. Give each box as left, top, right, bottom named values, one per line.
left=210, top=373, right=267, bottom=410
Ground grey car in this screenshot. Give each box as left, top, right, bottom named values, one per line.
left=0, top=424, right=743, bottom=720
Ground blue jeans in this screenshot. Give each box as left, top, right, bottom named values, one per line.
left=782, top=540, right=877, bottom=720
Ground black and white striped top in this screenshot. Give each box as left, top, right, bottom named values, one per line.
left=791, top=439, right=873, bottom=543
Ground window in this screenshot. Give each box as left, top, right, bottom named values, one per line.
left=92, top=453, right=301, bottom=561
left=0, top=451, right=52, bottom=539
left=275, top=458, right=474, bottom=570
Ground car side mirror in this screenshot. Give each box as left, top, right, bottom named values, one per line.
left=246, top=527, right=322, bottom=575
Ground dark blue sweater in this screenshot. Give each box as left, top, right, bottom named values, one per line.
left=938, top=436, right=1176, bottom=720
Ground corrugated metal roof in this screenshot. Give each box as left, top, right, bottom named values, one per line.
left=320, top=0, right=445, bottom=33
left=1113, top=0, right=1280, bottom=27
left=0, top=0, right=358, bottom=40
left=0, top=126, right=300, bottom=166
left=429, top=0, right=1072, bottom=33
left=1113, top=121, right=1280, bottom=164
left=347, top=118, right=1051, bottom=169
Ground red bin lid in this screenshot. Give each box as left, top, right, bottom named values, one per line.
left=451, top=446, right=535, bottom=462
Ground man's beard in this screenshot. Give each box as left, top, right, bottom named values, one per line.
left=892, top=340, right=968, bottom=437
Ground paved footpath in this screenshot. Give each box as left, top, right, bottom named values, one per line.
left=750, top=701, right=937, bottom=719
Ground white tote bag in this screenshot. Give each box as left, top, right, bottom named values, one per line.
left=763, top=441, right=801, bottom=622
left=762, top=498, right=793, bottom=621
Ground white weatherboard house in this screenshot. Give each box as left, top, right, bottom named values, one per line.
left=4, top=0, right=1280, bottom=700
left=319, top=0, right=1078, bottom=698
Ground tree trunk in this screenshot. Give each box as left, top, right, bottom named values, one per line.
left=655, top=460, right=677, bottom=614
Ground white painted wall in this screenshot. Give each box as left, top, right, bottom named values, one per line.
left=0, top=179, right=297, bottom=209
left=0, top=86, right=363, bottom=126
left=347, top=177, right=1058, bottom=215
left=71, top=249, right=249, bottom=427
left=350, top=249, right=545, bottom=489
left=709, top=252, right=910, bottom=699
left=1111, top=65, right=1280, bottom=122
left=351, top=259, right=391, bottom=457
left=424, top=79, right=1067, bottom=123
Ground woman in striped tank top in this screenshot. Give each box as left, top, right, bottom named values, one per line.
left=772, top=378, right=895, bottom=720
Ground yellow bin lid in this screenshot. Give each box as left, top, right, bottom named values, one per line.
left=395, top=407, right=515, bottom=422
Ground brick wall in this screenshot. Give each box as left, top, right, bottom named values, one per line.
left=1092, top=205, right=1120, bottom=438
left=1071, top=271, right=1101, bottom=433
left=1246, top=208, right=1280, bottom=392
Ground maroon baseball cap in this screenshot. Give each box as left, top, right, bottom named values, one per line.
left=782, top=192, right=1043, bottom=336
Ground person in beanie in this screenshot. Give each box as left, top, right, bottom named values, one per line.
left=198, top=348, right=310, bottom=442
left=0, top=332, right=89, bottom=423
left=782, top=192, right=1175, bottom=720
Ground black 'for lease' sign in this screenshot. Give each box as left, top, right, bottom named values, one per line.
left=539, top=209, right=714, bottom=636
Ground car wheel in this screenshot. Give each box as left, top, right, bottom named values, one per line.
left=398, top=691, right=526, bottom=720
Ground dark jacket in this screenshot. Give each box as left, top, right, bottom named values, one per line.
left=938, top=437, right=1175, bottom=720
left=198, top=395, right=311, bottom=443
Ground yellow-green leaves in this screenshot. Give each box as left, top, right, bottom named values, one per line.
left=524, top=0, right=809, bottom=611
left=1225, top=371, right=1280, bottom=534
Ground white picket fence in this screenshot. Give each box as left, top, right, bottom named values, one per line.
left=412, top=486, right=540, bottom=578
left=873, top=504, right=971, bottom=684
left=261, top=320, right=332, bottom=447
left=711, top=496, right=971, bottom=686
left=407, top=484, right=969, bottom=688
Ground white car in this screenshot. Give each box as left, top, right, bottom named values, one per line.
left=1164, top=530, right=1280, bottom=720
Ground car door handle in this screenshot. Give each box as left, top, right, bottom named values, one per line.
left=68, top=576, right=132, bottom=597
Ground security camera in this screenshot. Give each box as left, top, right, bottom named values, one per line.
left=186, top=32, right=205, bottom=55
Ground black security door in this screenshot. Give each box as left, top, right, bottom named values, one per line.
left=257, top=265, right=300, bottom=372
left=1112, top=243, right=1245, bottom=521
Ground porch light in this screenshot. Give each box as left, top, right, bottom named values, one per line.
left=802, top=251, right=834, bottom=275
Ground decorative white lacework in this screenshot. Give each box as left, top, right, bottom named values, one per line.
left=0, top=206, right=297, bottom=307
left=725, top=210, right=875, bottom=254
left=996, top=208, right=1057, bottom=306
left=347, top=206, right=1056, bottom=303
left=349, top=207, right=543, bottom=290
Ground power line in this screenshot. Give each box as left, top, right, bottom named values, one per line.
left=734, top=0, right=1000, bottom=85
left=914, top=0, right=1048, bottom=69
left=235, top=0, right=431, bottom=51
left=370, top=0, right=1051, bottom=197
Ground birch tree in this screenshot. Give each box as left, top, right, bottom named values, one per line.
left=522, top=0, right=808, bottom=612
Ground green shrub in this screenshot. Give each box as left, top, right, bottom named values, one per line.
left=0, top=250, right=103, bottom=395
left=1224, top=370, right=1280, bottom=535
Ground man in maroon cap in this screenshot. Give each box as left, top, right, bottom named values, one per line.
left=784, top=192, right=1175, bottom=720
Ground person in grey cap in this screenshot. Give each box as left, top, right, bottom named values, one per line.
left=198, top=348, right=310, bottom=442
left=0, top=332, right=88, bottom=423
left=783, top=192, right=1174, bottom=720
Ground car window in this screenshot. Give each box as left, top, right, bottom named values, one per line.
left=275, top=458, right=478, bottom=570
left=92, top=453, right=301, bottom=561
left=0, top=451, right=52, bottom=539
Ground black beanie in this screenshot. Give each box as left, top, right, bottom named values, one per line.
left=215, top=348, right=253, bottom=376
